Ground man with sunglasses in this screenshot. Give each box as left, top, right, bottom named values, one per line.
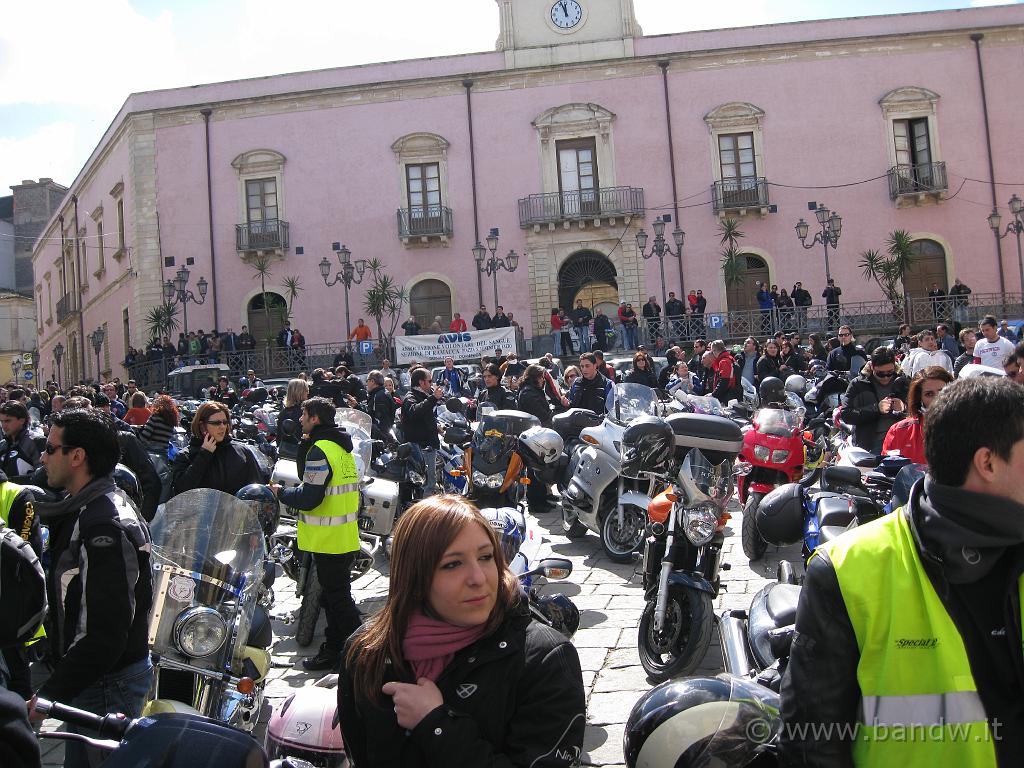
left=826, top=325, right=867, bottom=374
left=840, top=346, right=909, bottom=453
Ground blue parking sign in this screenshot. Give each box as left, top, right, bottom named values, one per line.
left=22, top=371, right=33, bottom=381
left=708, top=314, right=725, bottom=330
left=359, top=341, right=374, bottom=355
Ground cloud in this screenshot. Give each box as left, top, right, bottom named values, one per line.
left=970, top=0, right=1013, bottom=6
left=0, top=122, right=78, bottom=190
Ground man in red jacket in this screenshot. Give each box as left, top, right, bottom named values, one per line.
left=449, top=313, right=468, bottom=332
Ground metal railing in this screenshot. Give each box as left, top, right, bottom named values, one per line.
left=235, top=219, right=290, bottom=251
left=397, top=205, right=453, bottom=239
left=711, top=178, right=769, bottom=213
left=887, top=161, right=947, bottom=199
left=56, top=294, right=79, bottom=324
left=518, top=186, right=645, bottom=228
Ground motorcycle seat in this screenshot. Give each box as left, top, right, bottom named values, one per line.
left=551, top=409, right=603, bottom=440
left=819, top=524, right=850, bottom=546
left=816, top=495, right=857, bottom=528
left=821, top=465, right=863, bottom=490
left=765, top=583, right=801, bottom=628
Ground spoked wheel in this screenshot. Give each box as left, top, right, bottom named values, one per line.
left=600, top=505, right=646, bottom=563
left=741, top=492, right=769, bottom=561
left=637, top=587, right=714, bottom=682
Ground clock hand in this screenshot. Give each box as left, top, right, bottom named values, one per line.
left=560, top=1, right=568, bottom=17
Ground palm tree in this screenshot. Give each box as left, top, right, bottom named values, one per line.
left=362, top=259, right=408, bottom=358
left=719, top=218, right=746, bottom=287
left=858, top=229, right=916, bottom=322
left=144, top=303, right=180, bottom=342
left=250, top=255, right=274, bottom=345
left=281, top=275, right=304, bottom=321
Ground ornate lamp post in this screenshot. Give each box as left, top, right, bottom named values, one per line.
left=10, top=356, right=21, bottom=384
left=319, top=242, right=370, bottom=341
left=89, top=327, right=106, bottom=383
left=795, top=202, right=843, bottom=283
left=635, top=215, right=685, bottom=325
left=987, top=194, right=1024, bottom=300
left=54, top=342, right=64, bottom=389
left=163, top=265, right=208, bottom=335
left=31, top=348, right=39, bottom=382
left=472, top=228, right=519, bottom=313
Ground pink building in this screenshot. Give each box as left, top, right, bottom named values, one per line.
left=31, top=0, right=1024, bottom=383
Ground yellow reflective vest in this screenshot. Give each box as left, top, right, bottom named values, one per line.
left=0, top=481, right=46, bottom=647
left=297, top=439, right=360, bottom=555
left=823, top=508, right=1015, bottom=767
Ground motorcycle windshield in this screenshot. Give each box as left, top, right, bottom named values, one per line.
left=148, top=489, right=266, bottom=673
left=614, top=383, right=659, bottom=423
left=472, top=412, right=537, bottom=473
left=336, top=408, right=372, bottom=476
left=678, top=449, right=734, bottom=507
left=755, top=408, right=801, bottom=437
left=689, top=675, right=781, bottom=767
left=679, top=393, right=724, bottom=416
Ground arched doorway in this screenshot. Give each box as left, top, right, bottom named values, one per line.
left=409, top=279, right=452, bottom=331
left=247, top=292, right=288, bottom=347
left=725, top=254, right=770, bottom=312
left=558, top=251, right=619, bottom=314
left=903, top=239, right=948, bottom=298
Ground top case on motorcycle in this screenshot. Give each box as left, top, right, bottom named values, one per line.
left=551, top=408, right=604, bottom=441
left=747, top=582, right=802, bottom=670
left=664, top=413, right=744, bottom=464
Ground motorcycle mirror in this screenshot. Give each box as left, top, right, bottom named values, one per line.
left=280, top=419, right=298, bottom=438
left=445, top=397, right=466, bottom=414
left=539, top=557, right=573, bottom=580
left=734, top=461, right=753, bottom=477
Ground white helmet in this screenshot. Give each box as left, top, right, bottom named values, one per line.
left=785, top=374, right=807, bottom=395
left=517, top=426, right=564, bottom=469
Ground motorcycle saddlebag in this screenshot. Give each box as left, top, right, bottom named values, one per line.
left=755, top=483, right=804, bottom=546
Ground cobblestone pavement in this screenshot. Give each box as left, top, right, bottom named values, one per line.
left=39, top=496, right=802, bottom=767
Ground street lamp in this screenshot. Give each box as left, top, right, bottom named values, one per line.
left=11, top=356, right=21, bottom=384
left=796, top=202, right=842, bottom=283
left=472, top=228, right=519, bottom=312
left=988, top=194, right=1024, bottom=299
left=54, top=342, right=64, bottom=389
left=89, top=327, right=106, bottom=383
left=319, top=242, right=370, bottom=340
left=635, top=215, right=685, bottom=325
left=163, top=265, right=208, bottom=334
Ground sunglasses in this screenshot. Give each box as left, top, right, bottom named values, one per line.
left=205, top=419, right=230, bottom=426
left=838, top=333, right=852, bottom=338
left=874, top=370, right=896, bottom=378
left=44, top=443, right=75, bottom=455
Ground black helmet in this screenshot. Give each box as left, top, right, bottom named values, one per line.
left=0, top=528, right=47, bottom=647
left=758, top=376, right=786, bottom=406
left=533, top=593, right=580, bottom=639
left=113, top=463, right=142, bottom=509
left=623, top=674, right=780, bottom=768
left=755, top=482, right=805, bottom=546
left=236, top=484, right=280, bottom=537
left=620, top=416, right=675, bottom=478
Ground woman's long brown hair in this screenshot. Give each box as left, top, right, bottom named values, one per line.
left=346, top=494, right=520, bottom=704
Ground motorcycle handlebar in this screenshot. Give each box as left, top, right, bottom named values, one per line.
left=34, top=697, right=131, bottom=741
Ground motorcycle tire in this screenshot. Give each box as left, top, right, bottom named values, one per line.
left=295, top=564, right=322, bottom=648
left=742, top=492, right=769, bottom=561
left=637, top=587, right=714, bottom=682
left=600, top=505, right=646, bottom=563
left=561, top=504, right=588, bottom=539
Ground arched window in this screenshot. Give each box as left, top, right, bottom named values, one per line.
left=904, top=239, right=948, bottom=298
left=247, top=292, right=288, bottom=347
left=725, top=254, right=770, bottom=313
left=409, top=279, right=452, bottom=331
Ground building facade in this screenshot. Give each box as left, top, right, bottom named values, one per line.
left=31, top=0, right=1024, bottom=382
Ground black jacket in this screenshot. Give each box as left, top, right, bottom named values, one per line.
left=826, top=343, right=866, bottom=374
left=755, top=354, right=782, bottom=384
left=338, top=602, right=585, bottom=768
left=479, top=385, right=516, bottom=411
left=116, top=430, right=162, bottom=522
left=472, top=312, right=493, bottom=330
left=569, top=373, right=612, bottom=415
left=840, top=371, right=910, bottom=453
left=665, top=298, right=686, bottom=318
left=516, top=383, right=552, bottom=426
left=624, top=367, right=658, bottom=388
left=781, top=480, right=1024, bottom=767
left=168, top=436, right=262, bottom=498
left=791, top=287, right=812, bottom=307
left=368, top=386, right=397, bottom=440
left=0, top=426, right=41, bottom=481
left=401, top=388, right=441, bottom=448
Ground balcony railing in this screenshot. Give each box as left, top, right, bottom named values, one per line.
left=236, top=219, right=290, bottom=251
left=397, top=205, right=453, bottom=239
left=888, top=161, right=947, bottom=199
left=56, top=294, right=79, bottom=324
left=712, top=177, right=769, bottom=213
left=518, top=186, right=645, bottom=228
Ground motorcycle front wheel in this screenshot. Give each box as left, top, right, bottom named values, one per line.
left=295, top=563, right=322, bottom=648
left=741, top=492, right=769, bottom=561
left=637, top=587, right=713, bottom=682
left=600, top=505, right=646, bottom=563
left=561, top=504, right=588, bottom=539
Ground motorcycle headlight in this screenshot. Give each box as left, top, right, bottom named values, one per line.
left=172, top=606, right=228, bottom=658
left=770, top=449, right=791, bottom=464
left=473, top=471, right=504, bottom=489
left=682, top=504, right=720, bottom=546
left=753, top=445, right=771, bottom=462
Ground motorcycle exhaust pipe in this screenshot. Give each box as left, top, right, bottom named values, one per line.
left=718, top=612, right=753, bottom=678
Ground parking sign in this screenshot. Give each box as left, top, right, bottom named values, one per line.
left=708, top=314, right=725, bottom=330
left=359, top=341, right=374, bottom=355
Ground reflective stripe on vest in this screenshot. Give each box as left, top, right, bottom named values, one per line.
left=823, top=508, right=1013, bottom=766
left=296, top=439, right=360, bottom=555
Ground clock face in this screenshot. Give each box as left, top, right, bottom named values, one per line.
left=550, top=0, right=583, bottom=29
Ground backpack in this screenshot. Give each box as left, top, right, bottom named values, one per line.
left=0, top=527, right=46, bottom=647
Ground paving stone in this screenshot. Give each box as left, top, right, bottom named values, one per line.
left=582, top=722, right=627, bottom=766
left=576, top=646, right=611, bottom=672
left=591, top=664, right=654, bottom=693
left=572, top=627, right=623, bottom=648
left=586, top=691, right=645, bottom=725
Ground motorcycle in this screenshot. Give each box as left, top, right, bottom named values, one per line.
left=549, top=407, right=604, bottom=493
left=461, top=408, right=540, bottom=508
left=143, top=489, right=275, bottom=732
left=634, top=411, right=745, bottom=681
left=561, top=383, right=664, bottom=563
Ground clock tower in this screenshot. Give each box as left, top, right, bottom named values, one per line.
left=495, top=0, right=641, bottom=68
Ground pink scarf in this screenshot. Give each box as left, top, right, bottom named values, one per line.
left=402, top=610, right=488, bottom=682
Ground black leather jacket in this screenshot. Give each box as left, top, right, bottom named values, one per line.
left=168, top=437, right=262, bottom=498
left=840, top=372, right=910, bottom=453
left=401, top=389, right=441, bottom=449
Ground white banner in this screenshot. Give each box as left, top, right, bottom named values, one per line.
left=394, top=328, right=518, bottom=365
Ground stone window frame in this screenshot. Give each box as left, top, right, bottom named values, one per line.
left=90, top=203, right=106, bottom=278
left=878, top=87, right=943, bottom=172
left=391, top=133, right=451, bottom=245
left=231, top=149, right=287, bottom=239
left=532, top=103, right=617, bottom=196
left=109, top=181, right=127, bottom=261
left=37, top=282, right=47, bottom=330
left=703, top=102, right=767, bottom=182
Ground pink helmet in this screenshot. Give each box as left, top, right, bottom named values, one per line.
left=266, top=677, right=347, bottom=767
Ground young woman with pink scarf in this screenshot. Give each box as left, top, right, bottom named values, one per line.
left=338, top=495, right=585, bottom=767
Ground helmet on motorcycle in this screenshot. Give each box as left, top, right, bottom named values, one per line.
left=623, top=674, right=780, bottom=768
left=236, top=484, right=280, bottom=537
left=478, top=507, right=525, bottom=564
left=0, top=529, right=47, bottom=647
left=758, top=377, right=786, bottom=406
left=755, top=482, right=805, bottom=546
left=533, top=593, right=580, bottom=638
left=266, top=683, right=346, bottom=767
left=517, top=426, right=564, bottom=470
left=784, top=375, right=807, bottom=395
left=620, top=416, right=674, bottom=478
left=113, top=463, right=142, bottom=509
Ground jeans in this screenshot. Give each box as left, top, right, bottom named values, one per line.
left=422, top=446, right=438, bottom=493
left=576, top=327, right=592, bottom=353
left=624, top=325, right=637, bottom=350
left=64, top=656, right=153, bottom=768
left=552, top=331, right=562, bottom=356
left=313, top=551, right=363, bottom=654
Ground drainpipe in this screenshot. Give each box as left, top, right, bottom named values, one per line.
left=463, top=80, right=484, bottom=308
left=659, top=61, right=686, bottom=299
left=201, top=108, right=220, bottom=328
left=72, top=193, right=87, bottom=379
left=58, top=214, right=66, bottom=385
left=970, top=33, right=1006, bottom=294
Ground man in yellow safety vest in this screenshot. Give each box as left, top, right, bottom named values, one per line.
left=273, top=396, right=362, bottom=671
left=781, top=376, right=1024, bottom=767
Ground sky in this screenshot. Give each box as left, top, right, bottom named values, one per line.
left=0, top=0, right=1017, bottom=191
